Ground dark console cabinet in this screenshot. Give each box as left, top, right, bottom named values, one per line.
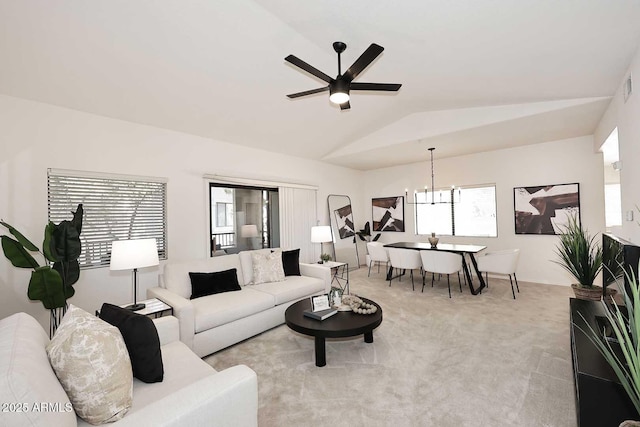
left=570, top=298, right=638, bottom=426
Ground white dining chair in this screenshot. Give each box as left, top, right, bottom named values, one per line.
left=420, top=250, right=464, bottom=298
left=476, top=249, right=520, bottom=299
left=387, top=248, right=422, bottom=291
left=366, top=242, right=389, bottom=277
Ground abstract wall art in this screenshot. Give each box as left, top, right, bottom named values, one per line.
left=514, top=183, right=580, bottom=235
left=334, top=204, right=356, bottom=239
left=372, top=196, right=405, bottom=232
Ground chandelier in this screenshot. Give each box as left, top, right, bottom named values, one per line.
left=405, top=147, right=461, bottom=205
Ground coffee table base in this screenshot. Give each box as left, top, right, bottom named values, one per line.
left=285, top=297, right=383, bottom=368
left=313, top=333, right=375, bottom=367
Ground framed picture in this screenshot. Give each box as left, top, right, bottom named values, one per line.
left=372, top=196, right=405, bottom=232
left=514, top=183, right=580, bottom=235
left=334, top=204, right=355, bottom=239
left=311, top=294, right=330, bottom=312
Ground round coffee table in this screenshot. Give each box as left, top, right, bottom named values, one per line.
left=285, top=297, right=383, bottom=367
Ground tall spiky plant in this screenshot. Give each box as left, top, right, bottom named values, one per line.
left=576, top=269, right=640, bottom=416
left=554, top=214, right=602, bottom=287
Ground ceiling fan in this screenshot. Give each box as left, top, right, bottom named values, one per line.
left=285, top=41, right=402, bottom=110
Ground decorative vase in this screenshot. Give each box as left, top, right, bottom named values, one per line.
left=571, top=283, right=617, bottom=301
left=428, top=232, right=439, bottom=248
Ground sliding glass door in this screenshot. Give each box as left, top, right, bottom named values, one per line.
left=209, top=184, right=279, bottom=255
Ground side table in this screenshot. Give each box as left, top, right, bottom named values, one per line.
left=126, top=298, right=173, bottom=318
left=322, top=261, right=350, bottom=294
left=97, top=298, right=173, bottom=319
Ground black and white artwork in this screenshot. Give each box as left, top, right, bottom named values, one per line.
left=514, top=183, right=580, bottom=235
left=372, top=196, right=405, bottom=232
left=334, top=204, right=355, bottom=239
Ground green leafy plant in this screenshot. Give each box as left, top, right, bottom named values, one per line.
left=320, top=253, right=332, bottom=262
left=603, top=235, right=625, bottom=287
left=577, top=270, right=640, bottom=416
left=553, top=214, right=602, bottom=287
left=356, top=221, right=381, bottom=243
left=1, top=204, right=83, bottom=309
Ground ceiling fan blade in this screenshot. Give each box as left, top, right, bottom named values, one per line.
left=340, top=101, right=351, bottom=110
left=350, top=82, right=402, bottom=91
left=286, top=86, right=329, bottom=99
left=285, top=55, right=333, bottom=83
left=343, top=43, right=384, bottom=82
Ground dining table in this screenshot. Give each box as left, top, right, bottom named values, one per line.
left=383, top=241, right=487, bottom=295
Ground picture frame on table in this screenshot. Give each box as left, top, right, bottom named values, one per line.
left=310, top=294, right=330, bottom=312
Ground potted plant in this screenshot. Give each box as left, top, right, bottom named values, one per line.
left=553, top=214, right=606, bottom=301
left=320, top=253, right=332, bottom=263
left=1, top=204, right=83, bottom=335
left=356, top=221, right=381, bottom=243
left=356, top=221, right=381, bottom=266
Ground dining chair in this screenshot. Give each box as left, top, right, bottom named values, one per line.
left=420, top=250, right=464, bottom=298
left=366, top=242, right=389, bottom=277
left=387, top=248, right=422, bottom=291
left=476, top=249, right=520, bottom=299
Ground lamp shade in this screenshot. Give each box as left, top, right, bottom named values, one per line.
left=110, top=238, right=159, bottom=271
left=240, top=224, right=259, bottom=238
left=311, top=225, right=332, bottom=243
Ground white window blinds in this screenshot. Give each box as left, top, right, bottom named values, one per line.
left=47, top=169, right=167, bottom=268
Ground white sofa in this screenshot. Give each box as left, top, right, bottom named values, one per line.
left=149, top=249, right=331, bottom=357
left=0, top=312, right=258, bottom=427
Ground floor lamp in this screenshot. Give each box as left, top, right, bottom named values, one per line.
left=110, top=238, right=160, bottom=311
left=311, top=225, right=332, bottom=263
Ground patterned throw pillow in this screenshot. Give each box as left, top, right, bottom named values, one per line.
left=252, top=250, right=286, bottom=284
left=47, top=304, right=133, bottom=425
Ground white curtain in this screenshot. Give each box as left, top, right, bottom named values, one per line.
left=279, top=187, right=317, bottom=263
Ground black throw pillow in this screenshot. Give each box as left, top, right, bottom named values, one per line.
left=99, top=303, right=164, bottom=383
left=189, top=268, right=241, bottom=299
left=282, top=249, right=301, bottom=276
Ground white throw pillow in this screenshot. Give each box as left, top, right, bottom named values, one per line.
left=46, top=304, right=133, bottom=425
left=252, top=250, right=285, bottom=284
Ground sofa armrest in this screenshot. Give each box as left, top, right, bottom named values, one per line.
left=112, top=365, right=258, bottom=427
left=299, top=262, right=332, bottom=293
left=152, top=316, right=180, bottom=346
left=147, top=287, right=195, bottom=350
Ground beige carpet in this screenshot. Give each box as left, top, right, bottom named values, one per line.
left=205, top=268, right=576, bottom=427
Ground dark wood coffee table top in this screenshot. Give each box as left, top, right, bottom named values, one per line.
left=285, top=297, right=383, bottom=338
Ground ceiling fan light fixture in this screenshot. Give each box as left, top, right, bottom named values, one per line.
left=329, top=79, right=350, bottom=104
left=329, top=91, right=350, bottom=104
left=285, top=42, right=401, bottom=110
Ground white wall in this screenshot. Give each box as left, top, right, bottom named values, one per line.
left=0, top=94, right=363, bottom=328
left=595, top=41, right=640, bottom=245
left=362, top=136, right=605, bottom=286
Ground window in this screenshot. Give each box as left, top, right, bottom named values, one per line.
left=209, top=184, right=279, bottom=254
left=601, top=128, right=622, bottom=228
left=216, top=202, right=233, bottom=227
left=415, top=185, right=497, bottom=237
left=48, top=169, right=167, bottom=268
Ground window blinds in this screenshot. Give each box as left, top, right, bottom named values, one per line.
left=47, top=169, right=167, bottom=268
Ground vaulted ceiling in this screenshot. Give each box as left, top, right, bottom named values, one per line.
left=1, top=1, right=639, bottom=170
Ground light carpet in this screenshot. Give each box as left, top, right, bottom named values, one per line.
left=205, top=268, right=576, bottom=427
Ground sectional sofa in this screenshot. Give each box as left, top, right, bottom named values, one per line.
left=0, top=312, right=258, bottom=426
left=148, top=248, right=331, bottom=357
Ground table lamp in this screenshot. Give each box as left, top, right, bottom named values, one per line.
left=311, top=225, right=332, bottom=262
left=241, top=224, right=259, bottom=250
left=110, top=238, right=159, bottom=311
